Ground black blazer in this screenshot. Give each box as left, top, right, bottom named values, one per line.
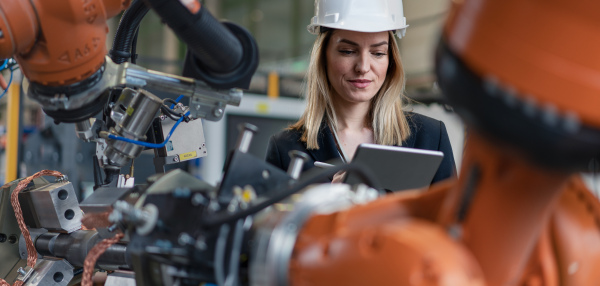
left=265, top=112, right=457, bottom=184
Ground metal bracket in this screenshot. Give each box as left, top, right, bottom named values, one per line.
left=16, top=266, right=34, bottom=283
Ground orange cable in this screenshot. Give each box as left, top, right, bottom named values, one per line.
left=0, top=170, right=65, bottom=285
left=81, top=233, right=125, bottom=286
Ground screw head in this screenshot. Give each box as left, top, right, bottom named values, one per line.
left=173, top=156, right=180, bottom=162
left=213, top=108, right=224, bottom=117
left=262, top=170, right=270, bottom=179
left=178, top=233, right=194, bottom=246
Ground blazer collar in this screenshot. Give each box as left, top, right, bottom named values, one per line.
left=306, top=115, right=416, bottom=161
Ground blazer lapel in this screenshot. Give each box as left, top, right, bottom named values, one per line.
left=402, top=112, right=418, bottom=148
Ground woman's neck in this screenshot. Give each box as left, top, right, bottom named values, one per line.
left=333, top=99, right=371, bottom=131
left=332, top=99, right=374, bottom=160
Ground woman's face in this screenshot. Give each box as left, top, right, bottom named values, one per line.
left=326, top=29, right=390, bottom=105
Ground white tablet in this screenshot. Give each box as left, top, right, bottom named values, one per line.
left=343, top=143, right=444, bottom=192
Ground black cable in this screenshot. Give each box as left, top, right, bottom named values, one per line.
left=160, top=104, right=182, bottom=115
left=162, top=98, right=178, bottom=106
left=161, top=111, right=182, bottom=121
left=92, top=155, right=103, bottom=190
left=110, top=0, right=150, bottom=64
left=131, top=27, right=140, bottom=64
left=200, top=163, right=379, bottom=228
left=160, top=105, right=184, bottom=119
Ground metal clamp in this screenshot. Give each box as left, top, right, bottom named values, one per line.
left=55, top=175, right=69, bottom=182
left=16, top=266, right=34, bottom=283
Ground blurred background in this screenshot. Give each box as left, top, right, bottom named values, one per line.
left=0, top=0, right=468, bottom=197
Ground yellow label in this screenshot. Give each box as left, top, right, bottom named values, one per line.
left=180, top=151, right=197, bottom=160
left=256, top=102, right=269, bottom=114
left=126, top=106, right=134, bottom=116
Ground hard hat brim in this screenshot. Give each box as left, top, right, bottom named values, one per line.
left=307, top=24, right=409, bottom=38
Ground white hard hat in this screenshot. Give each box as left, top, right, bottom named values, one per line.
left=307, top=0, right=409, bottom=38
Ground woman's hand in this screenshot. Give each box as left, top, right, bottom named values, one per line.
left=332, top=171, right=347, bottom=183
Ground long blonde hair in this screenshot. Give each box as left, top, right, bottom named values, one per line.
left=290, top=30, right=411, bottom=149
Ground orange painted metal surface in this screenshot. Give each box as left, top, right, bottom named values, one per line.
left=289, top=134, right=600, bottom=285
left=443, top=0, right=600, bottom=127
left=0, top=0, right=129, bottom=86
left=289, top=186, right=485, bottom=286
left=455, top=135, right=571, bottom=285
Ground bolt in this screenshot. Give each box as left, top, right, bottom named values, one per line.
left=287, top=150, right=309, bottom=179
left=196, top=237, right=207, bottom=250
left=107, top=224, right=118, bottom=232
left=178, top=233, right=194, bottom=246
left=236, top=124, right=258, bottom=153
left=173, top=156, right=180, bottom=162
left=262, top=170, right=270, bottom=179
left=191, top=193, right=206, bottom=206
left=213, top=108, right=224, bottom=117
left=17, top=267, right=27, bottom=276
left=55, top=175, right=69, bottom=182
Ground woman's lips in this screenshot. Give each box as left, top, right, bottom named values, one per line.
left=348, top=79, right=372, bottom=88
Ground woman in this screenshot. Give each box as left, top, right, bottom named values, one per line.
left=266, top=0, right=456, bottom=185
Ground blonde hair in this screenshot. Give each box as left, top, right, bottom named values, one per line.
left=290, top=30, right=411, bottom=149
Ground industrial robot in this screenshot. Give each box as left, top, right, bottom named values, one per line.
left=1, top=0, right=600, bottom=285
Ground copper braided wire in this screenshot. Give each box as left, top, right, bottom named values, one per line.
left=81, top=211, right=112, bottom=230
left=0, top=170, right=64, bottom=286
left=11, top=170, right=64, bottom=267
left=0, top=280, right=23, bottom=286
left=81, top=232, right=124, bottom=286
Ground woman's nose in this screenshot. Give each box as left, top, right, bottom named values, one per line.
left=354, top=54, right=370, bottom=74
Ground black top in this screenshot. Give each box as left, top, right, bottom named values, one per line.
left=265, top=112, right=457, bottom=185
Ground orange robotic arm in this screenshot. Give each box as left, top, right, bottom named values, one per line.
left=0, top=0, right=257, bottom=125
left=254, top=135, right=600, bottom=286
left=0, top=0, right=129, bottom=86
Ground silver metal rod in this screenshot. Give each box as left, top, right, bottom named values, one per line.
left=287, top=151, right=309, bottom=179
left=235, top=123, right=258, bottom=153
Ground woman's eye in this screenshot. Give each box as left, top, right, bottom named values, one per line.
left=339, top=50, right=354, bottom=55
left=373, top=52, right=387, bottom=57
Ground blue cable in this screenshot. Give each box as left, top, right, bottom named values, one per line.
left=0, top=67, right=15, bottom=101
left=0, top=59, right=8, bottom=71
left=170, top=94, right=185, bottom=109
left=107, top=111, right=190, bottom=148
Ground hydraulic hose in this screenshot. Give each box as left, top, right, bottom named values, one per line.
left=110, top=0, right=150, bottom=64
